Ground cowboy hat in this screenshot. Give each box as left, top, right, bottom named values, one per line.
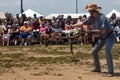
left=85, top=2, right=102, bottom=11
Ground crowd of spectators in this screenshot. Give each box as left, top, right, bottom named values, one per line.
left=0, top=13, right=119, bottom=46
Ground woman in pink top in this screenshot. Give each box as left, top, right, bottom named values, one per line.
left=39, top=23, right=48, bottom=44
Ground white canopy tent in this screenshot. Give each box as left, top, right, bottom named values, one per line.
left=19, top=9, right=43, bottom=18
left=45, top=14, right=59, bottom=19
left=45, top=13, right=90, bottom=19
left=106, top=9, right=120, bottom=18
left=0, top=12, right=6, bottom=19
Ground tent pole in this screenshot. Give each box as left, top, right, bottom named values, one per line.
left=21, top=0, right=24, bottom=13
left=76, top=0, right=78, bottom=13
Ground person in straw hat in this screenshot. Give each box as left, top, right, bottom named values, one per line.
left=66, top=2, right=116, bottom=77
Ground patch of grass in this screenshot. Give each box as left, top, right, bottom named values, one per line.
left=31, top=73, right=43, bottom=76
left=114, top=63, right=120, bottom=69
left=113, top=53, right=120, bottom=59
left=0, top=52, right=2, bottom=55
left=53, top=73, right=63, bottom=76
left=84, top=61, right=93, bottom=68
left=28, top=56, right=72, bottom=64
left=31, top=71, right=49, bottom=76
left=1, top=43, right=120, bottom=71
left=0, top=59, right=14, bottom=63
left=46, top=67, right=54, bottom=71
left=1, top=53, right=24, bottom=59
left=2, top=62, right=13, bottom=68
left=29, top=47, right=69, bottom=55
left=75, top=52, right=91, bottom=59
left=112, top=43, right=120, bottom=59
left=48, top=50, right=69, bottom=55
left=0, top=53, right=28, bottom=69
left=1, top=60, right=28, bottom=68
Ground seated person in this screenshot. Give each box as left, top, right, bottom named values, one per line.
left=44, top=24, right=53, bottom=41
left=52, top=23, right=62, bottom=41
left=2, top=30, right=10, bottom=46
left=9, top=22, right=20, bottom=45
left=19, top=21, right=32, bottom=45
left=39, top=23, right=48, bottom=44
left=31, top=19, right=40, bottom=41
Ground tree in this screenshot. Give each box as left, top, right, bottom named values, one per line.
left=5, top=12, right=13, bottom=18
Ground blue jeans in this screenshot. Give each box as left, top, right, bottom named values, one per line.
left=19, top=32, right=31, bottom=38
left=92, top=32, right=115, bottom=74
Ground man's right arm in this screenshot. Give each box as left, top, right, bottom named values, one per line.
left=66, top=22, right=83, bottom=29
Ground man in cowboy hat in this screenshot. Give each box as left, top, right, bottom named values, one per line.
left=67, top=2, right=116, bottom=77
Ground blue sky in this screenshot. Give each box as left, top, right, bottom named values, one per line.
left=0, top=0, right=120, bottom=16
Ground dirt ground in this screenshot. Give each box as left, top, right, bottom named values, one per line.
left=1, top=64, right=120, bottom=80
left=1, top=44, right=120, bottom=80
